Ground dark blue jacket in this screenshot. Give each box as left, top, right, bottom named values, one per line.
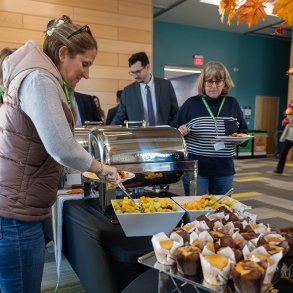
left=74, top=92, right=102, bottom=125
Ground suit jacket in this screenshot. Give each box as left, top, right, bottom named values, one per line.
left=105, top=104, right=119, bottom=125
left=112, top=77, right=178, bottom=125
left=74, top=92, right=102, bottom=125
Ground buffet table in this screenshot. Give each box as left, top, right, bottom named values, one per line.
left=61, top=198, right=153, bottom=293
left=59, top=196, right=293, bottom=293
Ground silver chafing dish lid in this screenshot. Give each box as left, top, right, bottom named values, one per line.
left=88, top=126, right=195, bottom=187
left=89, top=126, right=187, bottom=165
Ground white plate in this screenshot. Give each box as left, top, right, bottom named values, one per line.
left=82, top=171, right=135, bottom=183
left=214, top=135, right=254, bottom=143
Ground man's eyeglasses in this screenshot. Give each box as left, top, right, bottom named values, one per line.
left=67, top=25, right=93, bottom=39
left=129, top=67, right=145, bottom=76
left=205, top=79, right=224, bottom=87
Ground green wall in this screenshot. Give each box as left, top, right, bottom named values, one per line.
left=154, top=21, right=291, bottom=130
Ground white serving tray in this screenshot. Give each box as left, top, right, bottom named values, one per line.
left=111, top=198, right=185, bottom=237
left=171, top=195, right=251, bottom=222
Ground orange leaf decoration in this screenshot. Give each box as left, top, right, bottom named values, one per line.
left=218, top=0, right=293, bottom=29
left=237, top=0, right=267, bottom=27
left=273, top=0, right=293, bottom=26
left=219, top=0, right=239, bottom=25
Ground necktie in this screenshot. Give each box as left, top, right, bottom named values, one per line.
left=145, top=85, right=155, bottom=126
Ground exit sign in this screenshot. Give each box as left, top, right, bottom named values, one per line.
left=193, top=55, right=204, bottom=66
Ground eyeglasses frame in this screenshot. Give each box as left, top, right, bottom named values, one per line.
left=67, top=25, right=93, bottom=40
left=205, top=79, right=224, bottom=87
left=128, top=66, right=146, bottom=76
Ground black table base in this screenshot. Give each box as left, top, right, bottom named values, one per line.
left=62, top=198, right=153, bottom=293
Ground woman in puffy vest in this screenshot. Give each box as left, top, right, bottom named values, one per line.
left=0, top=15, right=119, bottom=293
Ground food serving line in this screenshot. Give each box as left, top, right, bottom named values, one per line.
left=53, top=125, right=198, bottom=292
left=53, top=125, right=292, bottom=293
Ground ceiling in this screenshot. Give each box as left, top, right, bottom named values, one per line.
left=153, top=0, right=292, bottom=41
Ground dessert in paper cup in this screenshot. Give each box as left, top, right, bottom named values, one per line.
left=258, top=233, right=289, bottom=255
left=175, top=245, right=202, bottom=276
left=207, top=211, right=229, bottom=223
left=190, top=230, right=213, bottom=249
left=151, top=232, right=182, bottom=265
left=184, top=220, right=210, bottom=232
left=244, top=246, right=283, bottom=287
left=170, top=227, right=191, bottom=244
left=262, top=233, right=286, bottom=245
left=200, top=251, right=232, bottom=286
left=249, top=223, right=271, bottom=235
left=232, top=260, right=266, bottom=293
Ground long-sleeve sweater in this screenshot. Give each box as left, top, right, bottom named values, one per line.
left=172, top=95, right=248, bottom=176
left=19, top=60, right=92, bottom=172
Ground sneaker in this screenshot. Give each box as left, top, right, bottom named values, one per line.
left=272, top=170, right=282, bottom=175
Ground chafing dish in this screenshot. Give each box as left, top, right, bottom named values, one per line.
left=87, top=126, right=196, bottom=209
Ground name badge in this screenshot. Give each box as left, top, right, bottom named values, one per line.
left=214, top=141, right=225, bottom=151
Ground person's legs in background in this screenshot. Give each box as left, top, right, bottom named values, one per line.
left=0, top=218, right=45, bottom=293
left=181, top=172, right=190, bottom=196
left=209, top=175, right=234, bottom=195
left=274, top=140, right=293, bottom=174
left=197, top=175, right=210, bottom=196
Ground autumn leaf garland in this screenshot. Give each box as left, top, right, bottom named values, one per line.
left=219, top=0, right=293, bottom=28
left=273, top=0, right=293, bottom=26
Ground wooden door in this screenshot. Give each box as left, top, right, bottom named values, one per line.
left=255, top=96, right=279, bottom=155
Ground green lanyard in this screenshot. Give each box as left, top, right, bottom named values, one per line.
left=201, top=96, right=225, bottom=135
left=62, top=80, right=73, bottom=110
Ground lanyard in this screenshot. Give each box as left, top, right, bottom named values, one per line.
left=0, top=88, right=3, bottom=104
left=62, top=80, right=73, bottom=110
left=201, top=96, right=225, bottom=135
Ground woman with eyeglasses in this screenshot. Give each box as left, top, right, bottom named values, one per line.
left=172, top=61, right=248, bottom=196
left=0, top=15, right=119, bottom=292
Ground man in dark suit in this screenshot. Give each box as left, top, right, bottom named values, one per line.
left=112, top=52, right=178, bottom=126
left=105, top=90, right=122, bottom=125
left=73, top=91, right=102, bottom=125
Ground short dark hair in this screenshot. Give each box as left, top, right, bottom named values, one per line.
left=128, top=52, right=149, bottom=67
left=116, top=90, right=122, bottom=102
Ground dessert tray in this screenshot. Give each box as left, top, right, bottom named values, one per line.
left=138, top=251, right=293, bottom=293
left=82, top=170, right=135, bottom=183
left=138, top=251, right=224, bottom=293
left=136, top=196, right=293, bottom=293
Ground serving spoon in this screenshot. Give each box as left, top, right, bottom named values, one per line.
left=117, top=182, right=143, bottom=211
left=214, top=187, right=234, bottom=204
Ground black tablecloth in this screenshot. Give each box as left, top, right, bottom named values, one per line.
left=62, top=198, right=153, bottom=293
left=61, top=198, right=293, bottom=293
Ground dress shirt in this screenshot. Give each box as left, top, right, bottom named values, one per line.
left=72, top=95, right=82, bottom=126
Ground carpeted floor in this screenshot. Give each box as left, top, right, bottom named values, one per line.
left=41, top=155, right=293, bottom=292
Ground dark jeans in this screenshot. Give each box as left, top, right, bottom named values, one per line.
left=0, top=218, right=45, bottom=293
left=197, top=174, right=234, bottom=196
left=182, top=172, right=191, bottom=196
left=276, top=139, right=293, bottom=173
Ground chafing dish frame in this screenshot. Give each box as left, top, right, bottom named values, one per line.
left=86, top=127, right=197, bottom=210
